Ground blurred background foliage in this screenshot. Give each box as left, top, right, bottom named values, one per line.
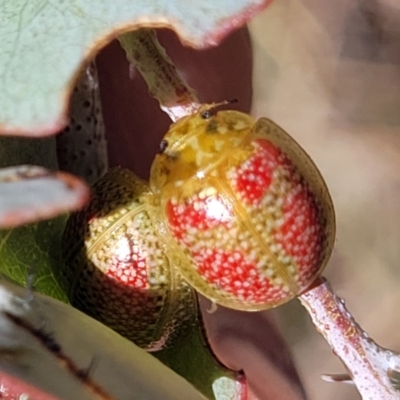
left=250, top=1, right=400, bottom=398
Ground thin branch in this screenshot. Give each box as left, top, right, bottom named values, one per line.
left=299, top=278, right=400, bottom=399
left=118, top=29, right=201, bottom=122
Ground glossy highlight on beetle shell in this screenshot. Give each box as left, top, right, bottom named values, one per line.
left=62, top=167, right=197, bottom=350
left=149, top=109, right=335, bottom=311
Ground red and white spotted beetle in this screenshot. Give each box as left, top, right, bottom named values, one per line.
left=148, top=106, right=335, bottom=311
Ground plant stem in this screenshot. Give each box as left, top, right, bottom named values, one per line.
left=118, top=29, right=201, bottom=122
left=117, top=28, right=249, bottom=399
left=299, top=277, right=400, bottom=400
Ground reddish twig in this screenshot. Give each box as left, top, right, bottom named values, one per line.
left=299, top=278, right=400, bottom=399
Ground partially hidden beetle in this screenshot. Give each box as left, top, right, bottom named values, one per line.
left=62, top=167, right=197, bottom=350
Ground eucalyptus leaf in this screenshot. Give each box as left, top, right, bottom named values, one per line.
left=0, top=0, right=270, bottom=135
left=0, top=129, right=88, bottom=300
left=56, top=62, right=108, bottom=185
left=0, top=279, right=207, bottom=400
left=0, top=166, right=89, bottom=228
left=0, top=216, right=68, bottom=301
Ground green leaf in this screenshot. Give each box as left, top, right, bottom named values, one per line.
left=0, top=0, right=270, bottom=135
left=0, top=136, right=57, bottom=169
left=155, top=315, right=246, bottom=400
left=0, top=132, right=88, bottom=300
left=0, top=216, right=68, bottom=301
left=0, top=278, right=207, bottom=400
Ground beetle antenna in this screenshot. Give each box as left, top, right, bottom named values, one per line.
left=200, top=99, right=239, bottom=119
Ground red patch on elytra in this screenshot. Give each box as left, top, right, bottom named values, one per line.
left=87, top=235, right=163, bottom=341
left=105, top=236, right=149, bottom=289
left=166, top=194, right=233, bottom=241
left=256, top=138, right=282, bottom=157
left=232, top=139, right=282, bottom=205
left=276, top=182, right=322, bottom=284
left=193, top=249, right=286, bottom=304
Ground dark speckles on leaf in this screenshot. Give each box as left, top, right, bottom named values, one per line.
left=56, top=62, right=108, bottom=185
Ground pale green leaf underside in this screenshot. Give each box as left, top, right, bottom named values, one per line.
left=0, top=165, right=89, bottom=228
left=0, top=279, right=207, bottom=399
left=0, top=0, right=269, bottom=135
